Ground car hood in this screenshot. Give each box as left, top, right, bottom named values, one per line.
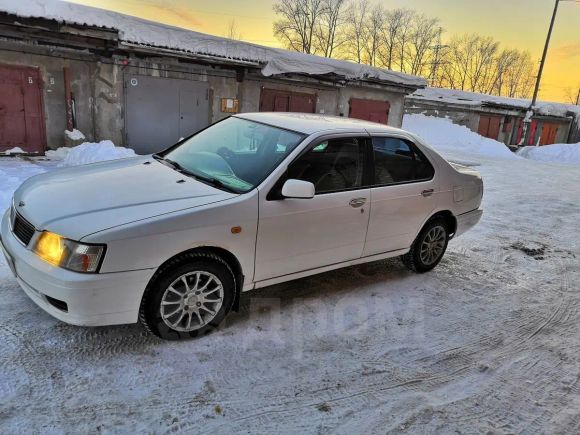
left=13, top=156, right=237, bottom=240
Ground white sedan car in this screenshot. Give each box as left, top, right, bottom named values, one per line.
left=1, top=113, right=483, bottom=339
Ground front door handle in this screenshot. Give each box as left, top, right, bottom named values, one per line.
left=421, top=189, right=434, bottom=197
left=349, top=197, right=366, bottom=208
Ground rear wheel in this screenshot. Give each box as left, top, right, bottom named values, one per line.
left=139, top=253, right=235, bottom=339
left=402, top=219, right=449, bottom=273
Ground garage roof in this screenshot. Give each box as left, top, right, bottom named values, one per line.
left=0, top=0, right=426, bottom=89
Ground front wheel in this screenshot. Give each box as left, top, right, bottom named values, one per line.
left=402, top=219, right=449, bottom=273
left=139, top=253, right=235, bottom=339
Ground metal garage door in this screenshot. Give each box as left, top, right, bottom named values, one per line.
left=349, top=98, right=390, bottom=124
left=0, top=64, right=45, bottom=153
left=124, top=75, right=209, bottom=154
left=539, top=122, right=559, bottom=145
left=260, top=88, right=316, bottom=113
left=478, top=115, right=502, bottom=140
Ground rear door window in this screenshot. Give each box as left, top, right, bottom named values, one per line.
left=372, top=137, right=434, bottom=185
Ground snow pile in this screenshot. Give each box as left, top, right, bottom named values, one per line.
left=517, top=143, right=580, bottom=165
left=0, top=0, right=425, bottom=88
left=64, top=128, right=85, bottom=141
left=1, top=147, right=25, bottom=155
left=402, top=114, right=517, bottom=160
left=46, top=141, right=136, bottom=166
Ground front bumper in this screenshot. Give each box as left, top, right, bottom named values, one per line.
left=454, top=208, right=483, bottom=238
left=1, top=210, right=155, bottom=326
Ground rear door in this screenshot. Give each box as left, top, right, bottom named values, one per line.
left=363, top=136, right=437, bottom=256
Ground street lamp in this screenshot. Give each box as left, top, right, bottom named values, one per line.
left=521, top=0, right=578, bottom=146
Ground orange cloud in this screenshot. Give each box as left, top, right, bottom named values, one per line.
left=551, top=42, right=580, bottom=60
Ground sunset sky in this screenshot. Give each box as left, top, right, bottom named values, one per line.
left=69, top=0, right=580, bottom=103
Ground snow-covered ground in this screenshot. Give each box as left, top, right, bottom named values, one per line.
left=1, top=117, right=580, bottom=433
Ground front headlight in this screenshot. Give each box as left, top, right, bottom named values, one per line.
left=34, top=231, right=105, bottom=273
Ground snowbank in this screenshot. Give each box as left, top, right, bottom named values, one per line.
left=64, top=128, right=85, bottom=141
left=1, top=147, right=25, bottom=155
left=46, top=141, right=136, bottom=166
left=402, top=114, right=517, bottom=160
left=517, top=143, right=580, bottom=165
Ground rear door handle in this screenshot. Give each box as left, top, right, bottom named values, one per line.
left=349, top=197, right=366, bottom=208
left=421, top=189, right=434, bottom=197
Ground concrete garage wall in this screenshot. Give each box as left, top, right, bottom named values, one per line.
left=337, top=86, right=407, bottom=128
left=240, top=77, right=339, bottom=115
left=0, top=43, right=417, bottom=151
left=0, top=47, right=95, bottom=149
left=405, top=102, right=480, bottom=131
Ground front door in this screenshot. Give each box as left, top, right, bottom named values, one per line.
left=254, top=136, right=371, bottom=281
left=363, top=136, right=437, bottom=256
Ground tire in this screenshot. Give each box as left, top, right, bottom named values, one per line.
left=401, top=218, right=449, bottom=273
left=139, top=252, right=235, bottom=340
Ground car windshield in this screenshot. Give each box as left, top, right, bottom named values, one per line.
left=161, top=117, right=304, bottom=193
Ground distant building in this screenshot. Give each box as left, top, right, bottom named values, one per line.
left=405, top=88, right=580, bottom=147
left=0, top=0, right=425, bottom=154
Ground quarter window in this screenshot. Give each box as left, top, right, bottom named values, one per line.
left=372, top=137, right=434, bottom=185
left=288, top=137, right=365, bottom=194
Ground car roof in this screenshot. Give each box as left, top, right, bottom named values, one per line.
left=235, top=112, right=408, bottom=136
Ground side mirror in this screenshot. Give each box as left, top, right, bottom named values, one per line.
left=281, top=179, right=315, bottom=199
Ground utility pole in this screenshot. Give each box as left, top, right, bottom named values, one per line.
left=521, top=0, right=560, bottom=147
left=429, top=27, right=448, bottom=88
left=576, top=88, right=580, bottom=106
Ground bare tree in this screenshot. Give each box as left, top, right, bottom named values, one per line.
left=406, top=13, right=441, bottom=76
left=342, top=0, right=369, bottom=63
left=393, top=9, right=416, bottom=73
left=564, top=85, right=580, bottom=105
left=273, top=0, right=326, bottom=54
left=225, top=19, right=242, bottom=40
left=502, top=50, right=535, bottom=98
left=313, top=0, right=348, bottom=58
left=362, top=3, right=385, bottom=66
left=379, top=8, right=413, bottom=70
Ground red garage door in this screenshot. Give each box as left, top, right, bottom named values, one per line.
left=0, top=64, right=46, bottom=153
left=349, top=98, right=390, bottom=124
left=478, top=115, right=501, bottom=140
left=260, top=88, right=316, bottom=113
left=540, top=122, right=559, bottom=145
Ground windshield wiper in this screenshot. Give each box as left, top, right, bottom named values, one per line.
left=153, top=154, right=192, bottom=175
left=153, top=154, right=238, bottom=193
left=190, top=172, right=239, bottom=194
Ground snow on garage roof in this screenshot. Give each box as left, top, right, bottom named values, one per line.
left=410, top=87, right=580, bottom=118
left=0, top=0, right=426, bottom=89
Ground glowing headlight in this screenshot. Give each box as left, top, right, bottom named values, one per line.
left=34, top=231, right=105, bottom=273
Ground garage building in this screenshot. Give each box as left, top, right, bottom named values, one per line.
left=0, top=0, right=425, bottom=155
left=405, top=88, right=580, bottom=147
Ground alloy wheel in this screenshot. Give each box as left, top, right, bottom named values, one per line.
left=419, top=225, right=446, bottom=266
left=159, top=271, right=224, bottom=332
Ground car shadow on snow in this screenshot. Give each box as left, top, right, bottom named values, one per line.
left=15, top=257, right=424, bottom=353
